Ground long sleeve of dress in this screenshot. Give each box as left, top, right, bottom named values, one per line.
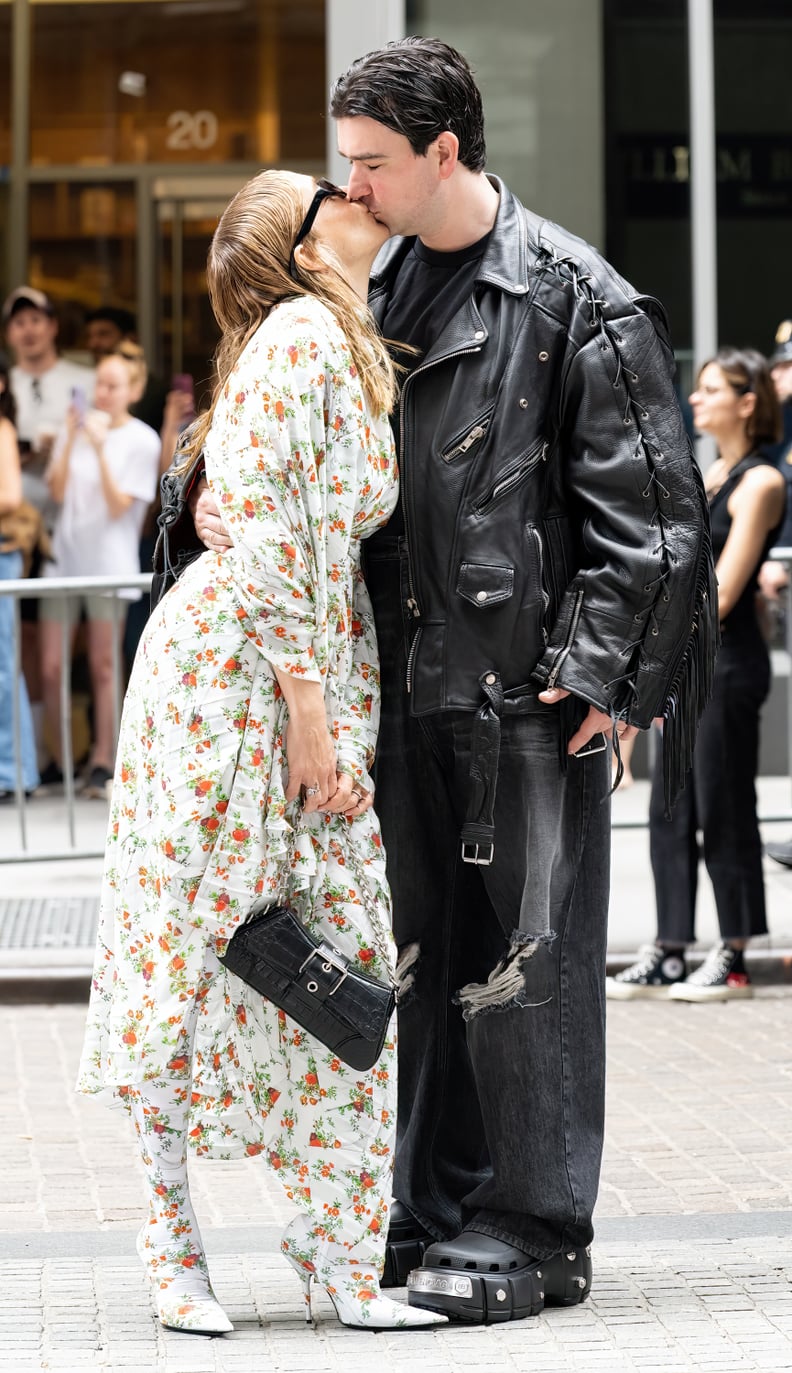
left=205, top=308, right=353, bottom=685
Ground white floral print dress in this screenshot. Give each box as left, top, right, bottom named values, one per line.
left=77, top=297, right=400, bottom=1272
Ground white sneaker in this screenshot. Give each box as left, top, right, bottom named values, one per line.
left=606, top=944, right=687, bottom=999
left=668, top=942, right=753, bottom=1002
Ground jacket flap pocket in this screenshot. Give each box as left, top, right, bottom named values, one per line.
left=456, top=562, right=514, bottom=608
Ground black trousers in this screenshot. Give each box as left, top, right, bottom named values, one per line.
left=365, top=537, right=611, bottom=1258
left=649, top=634, right=770, bottom=945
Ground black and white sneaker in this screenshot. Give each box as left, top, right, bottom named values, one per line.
left=606, top=944, right=687, bottom=999
left=668, top=942, right=752, bottom=1001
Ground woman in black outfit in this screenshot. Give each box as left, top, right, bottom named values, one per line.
left=609, top=348, right=785, bottom=1002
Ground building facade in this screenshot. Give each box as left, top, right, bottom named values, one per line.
left=1, top=0, right=790, bottom=395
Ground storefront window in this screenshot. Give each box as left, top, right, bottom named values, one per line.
left=605, top=0, right=792, bottom=356
left=27, top=181, right=138, bottom=351
left=29, top=0, right=325, bottom=167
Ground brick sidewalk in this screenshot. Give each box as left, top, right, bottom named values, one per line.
left=2, top=996, right=792, bottom=1371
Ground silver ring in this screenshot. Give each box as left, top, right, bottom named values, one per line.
left=305, top=785, right=320, bottom=797
left=351, top=790, right=364, bottom=804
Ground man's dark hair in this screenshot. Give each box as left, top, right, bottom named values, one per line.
left=0, top=350, right=17, bottom=426
left=330, top=36, right=486, bottom=172
left=86, top=305, right=137, bottom=335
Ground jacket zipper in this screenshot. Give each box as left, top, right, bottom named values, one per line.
left=547, top=586, right=584, bottom=687
left=443, top=415, right=492, bottom=462
left=531, top=526, right=550, bottom=642
left=405, top=626, right=422, bottom=694
left=475, top=439, right=548, bottom=514
left=398, top=343, right=486, bottom=628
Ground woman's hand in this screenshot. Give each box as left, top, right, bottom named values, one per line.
left=275, top=675, right=337, bottom=812
left=284, top=710, right=337, bottom=812
left=84, top=413, right=109, bottom=452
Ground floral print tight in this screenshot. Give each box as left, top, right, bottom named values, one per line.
left=128, top=940, right=397, bottom=1286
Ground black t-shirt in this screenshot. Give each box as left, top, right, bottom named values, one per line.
left=376, top=231, right=491, bottom=538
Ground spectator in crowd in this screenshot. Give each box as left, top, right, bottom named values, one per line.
left=85, top=306, right=169, bottom=434
left=760, top=323, right=792, bottom=867
left=609, top=349, right=785, bottom=1002
left=39, top=346, right=160, bottom=798
left=0, top=350, right=40, bottom=801
left=3, top=287, right=95, bottom=776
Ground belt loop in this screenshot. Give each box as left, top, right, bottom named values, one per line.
left=460, top=670, right=503, bottom=866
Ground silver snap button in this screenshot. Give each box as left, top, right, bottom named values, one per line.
left=485, top=672, right=496, bottom=685
left=322, top=962, right=332, bottom=972
left=538, top=350, right=549, bottom=362
left=474, top=329, right=485, bottom=340
left=519, top=397, right=529, bottom=409
left=476, top=590, right=488, bottom=602
left=307, top=980, right=319, bottom=993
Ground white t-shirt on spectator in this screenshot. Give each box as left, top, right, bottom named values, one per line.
left=12, top=359, right=95, bottom=528
left=11, top=358, right=94, bottom=445
left=45, top=417, right=161, bottom=601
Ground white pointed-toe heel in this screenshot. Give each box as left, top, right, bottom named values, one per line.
left=136, top=1225, right=234, bottom=1335
left=281, top=1246, right=447, bottom=1330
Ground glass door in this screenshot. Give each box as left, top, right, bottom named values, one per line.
left=153, top=178, right=245, bottom=410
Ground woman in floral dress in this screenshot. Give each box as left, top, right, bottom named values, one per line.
left=76, top=170, right=445, bottom=1335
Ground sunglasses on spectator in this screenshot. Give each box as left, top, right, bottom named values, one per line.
left=289, top=179, right=346, bottom=279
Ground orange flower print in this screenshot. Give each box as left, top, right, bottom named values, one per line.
left=76, top=298, right=399, bottom=1285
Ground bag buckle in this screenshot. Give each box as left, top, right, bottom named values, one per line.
left=299, top=944, right=349, bottom=995
left=461, top=840, right=494, bottom=866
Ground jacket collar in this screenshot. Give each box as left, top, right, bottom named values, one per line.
left=369, top=175, right=531, bottom=315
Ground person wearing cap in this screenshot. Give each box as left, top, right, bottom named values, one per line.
left=3, top=288, right=94, bottom=474
left=761, top=322, right=792, bottom=868
left=2, top=288, right=95, bottom=782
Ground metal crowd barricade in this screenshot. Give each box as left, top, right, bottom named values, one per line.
left=0, top=572, right=151, bottom=860
left=2, top=559, right=792, bottom=856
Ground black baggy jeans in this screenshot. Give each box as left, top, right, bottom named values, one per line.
left=365, top=538, right=611, bottom=1260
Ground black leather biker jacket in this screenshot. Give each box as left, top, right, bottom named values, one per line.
left=156, top=178, right=717, bottom=801
left=366, top=180, right=716, bottom=762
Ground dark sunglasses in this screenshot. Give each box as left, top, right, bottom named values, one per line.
left=289, top=178, right=346, bottom=279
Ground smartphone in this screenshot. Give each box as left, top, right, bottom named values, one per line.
left=71, top=385, right=87, bottom=422
left=574, top=732, right=608, bottom=759
left=171, top=372, right=196, bottom=423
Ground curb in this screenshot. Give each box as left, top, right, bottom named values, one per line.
left=3, top=948, right=792, bottom=1002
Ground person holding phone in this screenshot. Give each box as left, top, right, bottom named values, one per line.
left=0, top=350, right=40, bottom=800
left=40, top=347, right=160, bottom=798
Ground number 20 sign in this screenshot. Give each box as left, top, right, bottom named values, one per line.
left=165, top=111, right=219, bottom=151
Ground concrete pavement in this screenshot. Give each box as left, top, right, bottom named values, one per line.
left=2, top=779, right=792, bottom=1370
left=2, top=996, right=792, bottom=1371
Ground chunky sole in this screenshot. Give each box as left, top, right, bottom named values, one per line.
left=407, top=1245, right=592, bottom=1324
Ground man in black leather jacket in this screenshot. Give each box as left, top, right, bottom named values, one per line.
left=158, top=37, right=716, bottom=1325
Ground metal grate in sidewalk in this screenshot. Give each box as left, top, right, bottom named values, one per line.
left=0, top=897, right=99, bottom=949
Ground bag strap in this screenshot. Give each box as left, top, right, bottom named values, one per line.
left=342, top=841, right=398, bottom=994
left=287, top=817, right=398, bottom=995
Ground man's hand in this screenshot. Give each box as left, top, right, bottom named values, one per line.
left=323, top=773, right=374, bottom=821
left=538, top=686, right=638, bottom=754
left=190, top=478, right=233, bottom=552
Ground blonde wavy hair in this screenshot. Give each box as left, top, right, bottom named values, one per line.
left=182, top=169, right=396, bottom=470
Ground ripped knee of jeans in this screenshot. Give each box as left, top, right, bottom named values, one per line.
left=453, top=930, right=555, bottom=1022
left=395, top=941, right=421, bottom=1004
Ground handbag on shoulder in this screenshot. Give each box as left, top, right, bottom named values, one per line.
left=218, top=844, right=397, bottom=1072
